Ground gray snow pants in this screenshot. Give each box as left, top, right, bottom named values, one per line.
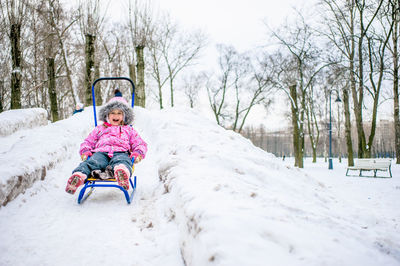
left=72, top=152, right=132, bottom=177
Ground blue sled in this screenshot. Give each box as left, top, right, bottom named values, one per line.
left=77, top=175, right=137, bottom=204
left=76, top=77, right=138, bottom=205
left=76, top=155, right=137, bottom=204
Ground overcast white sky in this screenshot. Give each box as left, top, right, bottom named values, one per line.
left=155, top=0, right=295, bottom=51
left=106, top=0, right=315, bottom=54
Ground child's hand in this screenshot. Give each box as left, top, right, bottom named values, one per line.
left=81, top=151, right=92, bottom=161
left=134, top=155, right=143, bottom=164
left=130, top=152, right=143, bottom=164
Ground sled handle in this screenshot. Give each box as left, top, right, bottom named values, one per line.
left=91, top=77, right=136, bottom=126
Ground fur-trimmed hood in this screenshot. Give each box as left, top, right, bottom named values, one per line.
left=99, top=97, right=134, bottom=125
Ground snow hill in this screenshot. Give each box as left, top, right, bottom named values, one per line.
left=0, top=108, right=48, bottom=137
left=0, top=106, right=399, bottom=266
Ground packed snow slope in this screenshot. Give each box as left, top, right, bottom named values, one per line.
left=0, top=108, right=48, bottom=137
left=0, top=106, right=399, bottom=266
left=0, top=108, right=93, bottom=206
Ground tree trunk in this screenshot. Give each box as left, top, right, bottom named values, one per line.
left=365, top=32, right=390, bottom=158
left=290, top=84, right=302, bottom=168
left=312, top=147, right=317, bottom=163
left=299, top=90, right=305, bottom=168
left=365, top=94, right=379, bottom=158
left=306, top=98, right=319, bottom=163
left=0, top=80, right=4, bottom=112
left=10, top=23, right=22, bottom=109
left=85, top=34, right=96, bottom=106
left=135, top=45, right=146, bottom=107
left=148, top=49, right=164, bottom=109
left=94, top=63, right=102, bottom=105
left=129, top=63, right=137, bottom=86
left=337, top=103, right=342, bottom=163
left=47, top=58, right=59, bottom=121
left=169, top=66, right=174, bottom=107
left=352, top=0, right=383, bottom=158
left=354, top=31, right=367, bottom=158
left=343, top=86, right=354, bottom=166
left=393, top=6, right=400, bottom=164
left=129, top=63, right=138, bottom=104
left=345, top=0, right=356, bottom=166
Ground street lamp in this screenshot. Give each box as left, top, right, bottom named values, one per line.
left=329, top=90, right=342, bottom=169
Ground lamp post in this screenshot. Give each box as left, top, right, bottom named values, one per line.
left=328, top=90, right=342, bottom=169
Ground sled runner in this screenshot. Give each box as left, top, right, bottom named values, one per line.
left=78, top=167, right=137, bottom=204
left=77, top=77, right=138, bottom=204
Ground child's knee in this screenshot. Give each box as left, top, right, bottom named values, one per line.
left=111, top=153, right=131, bottom=167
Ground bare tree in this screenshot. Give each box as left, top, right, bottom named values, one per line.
left=148, top=14, right=173, bottom=109
left=43, top=0, right=79, bottom=106
left=182, top=72, right=206, bottom=108
left=148, top=39, right=167, bottom=108
left=22, top=0, right=45, bottom=109
left=268, top=12, right=334, bottom=168
left=319, top=0, right=356, bottom=166
left=78, top=0, right=105, bottom=106
left=149, top=14, right=206, bottom=108
left=363, top=17, right=394, bottom=157
left=306, top=81, right=323, bottom=163
left=385, top=0, right=400, bottom=163
left=98, top=25, right=124, bottom=102
left=207, top=45, right=274, bottom=133
left=231, top=50, right=252, bottom=131
left=37, top=0, right=78, bottom=121
left=232, top=53, right=274, bottom=133
left=206, top=44, right=235, bottom=126
left=127, top=0, right=154, bottom=108
left=1, top=0, right=27, bottom=109
left=162, top=27, right=206, bottom=107
left=0, top=2, right=11, bottom=111
left=352, top=0, right=385, bottom=158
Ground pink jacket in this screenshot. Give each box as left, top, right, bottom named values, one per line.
left=80, top=122, right=147, bottom=159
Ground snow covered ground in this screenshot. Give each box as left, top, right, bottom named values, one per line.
left=0, top=108, right=48, bottom=137
left=0, top=108, right=93, bottom=205
left=0, top=106, right=399, bottom=266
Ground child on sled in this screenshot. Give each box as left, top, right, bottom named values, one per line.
left=65, top=95, right=147, bottom=194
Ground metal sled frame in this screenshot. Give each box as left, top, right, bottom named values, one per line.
left=78, top=175, right=137, bottom=204
left=77, top=77, right=137, bottom=204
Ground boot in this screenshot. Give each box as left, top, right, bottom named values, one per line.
left=114, top=164, right=130, bottom=190
left=65, top=172, right=87, bottom=194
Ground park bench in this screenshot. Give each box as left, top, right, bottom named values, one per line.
left=346, top=158, right=392, bottom=178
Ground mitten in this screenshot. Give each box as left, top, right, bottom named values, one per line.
left=81, top=151, right=92, bottom=161
left=134, top=155, right=143, bottom=164
left=130, top=152, right=143, bottom=164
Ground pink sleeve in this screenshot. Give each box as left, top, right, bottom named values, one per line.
left=79, top=126, right=101, bottom=155
left=129, top=128, right=148, bottom=159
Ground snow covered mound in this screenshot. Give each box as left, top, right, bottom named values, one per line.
left=0, top=106, right=398, bottom=266
left=0, top=109, right=94, bottom=206
left=0, top=108, right=48, bottom=137
left=138, top=107, right=400, bottom=266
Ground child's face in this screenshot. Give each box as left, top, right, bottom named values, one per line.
left=108, top=109, right=124, bottom=126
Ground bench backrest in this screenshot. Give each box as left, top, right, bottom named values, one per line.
left=355, top=158, right=391, bottom=168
